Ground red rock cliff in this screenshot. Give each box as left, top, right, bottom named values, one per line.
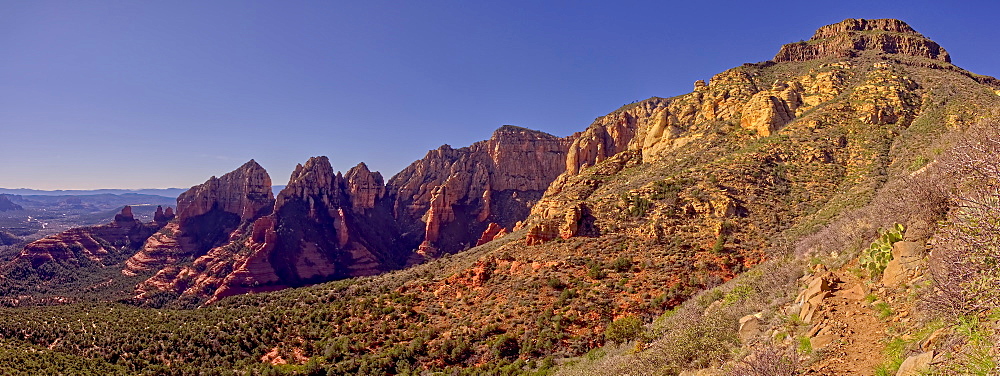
left=388, top=125, right=574, bottom=257
left=124, top=160, right=274, bottom=275
left=137, top=157, right=403, bottom=303
left=175, top=159, right=274, bottom=222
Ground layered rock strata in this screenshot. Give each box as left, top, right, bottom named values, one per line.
left=138, top=158, right=404, bottom=303
left=124, top=160, right=274, bottom=274
left=389, top=125, right=574, bottom=257
left=773, top=18, right=950, bottom=63
left=135, top=125, right=576, bottom=302
left=15, top=206, right=162, bottom=267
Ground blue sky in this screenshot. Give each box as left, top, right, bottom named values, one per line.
left=2, top=0, right=998, bottom=190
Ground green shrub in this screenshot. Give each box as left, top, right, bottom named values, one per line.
left=587, top=263, right=607, bottom=279
left=491, top=335, right=520, bottom=360
left=796, top=335, right=812, bottom=354
left=622, top=193, right=652, bottom=217
left=546, top=277, right=566, bottom=290
left=604, top=316, right=642, bottom=344
left=610, top=257, right=632, bottom=272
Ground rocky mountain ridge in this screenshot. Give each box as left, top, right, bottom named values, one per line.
left=122, top=125, right=574, bottom=303
left=7, top=18, right=999, bottom=310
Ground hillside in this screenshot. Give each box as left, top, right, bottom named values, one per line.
left=0, top=18, right=997, bottom=375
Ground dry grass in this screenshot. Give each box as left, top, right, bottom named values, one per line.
left=555, top=256, right=802, bottom=376
left=725, top=344, right=799, bottom=376
left=924, top=119, right=1000, bottom=318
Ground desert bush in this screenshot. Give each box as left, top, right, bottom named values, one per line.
left=725, top=344, right=799, bottom=376
left=793, top=148, right=951, bottom=268
left=926, top=121, right=1000, bottom=317
left=553, top=257, right=801, bottom=376
left=604, top=316, right=642, bottom=344
left=609, top=257, right=632, bottom=272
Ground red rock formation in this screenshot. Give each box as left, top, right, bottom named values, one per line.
left=14, top=207, right=161, bottom=268
left=175, top=159, right=274, bottom=223
left=389, top=125, right=574, bottom=255
left=139, top=156, right=405, bottom=303
left=422, top=185, right=455, bottom=245
left=559, top=204, right=583, bottom=239
left=773, top=19, right=950, bottom=63
left=125, top=160, right=274, bottom=275
left=475, top=223, right=507, bottom=246
left=135, top=125, right=578, bottom=303
left=114, top=206, right=135, bottom=223
left=525, top=222, right=559, bottom=246
left=122, top=222, right=181, bottom=276
left=153, top=205, right=176, bottom=223
left=344, top=162, right=385, bottom=213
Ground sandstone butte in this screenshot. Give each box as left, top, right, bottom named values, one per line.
left=9, top=18, right=1000, bottom=308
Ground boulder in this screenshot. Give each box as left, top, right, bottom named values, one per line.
left=738, top=314, right=762, bottom=342
left=882, top=241, right=926, bottom=287
left=896, top=351, right=934, bottom=376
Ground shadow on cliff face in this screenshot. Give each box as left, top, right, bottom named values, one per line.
left=178, top=206, right=241, bottom=256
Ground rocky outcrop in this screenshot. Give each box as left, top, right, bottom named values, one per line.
left=134, top=124, right=576, bottom=303
left=139, top=157, right=404, bottom=303
left=124, top=160, right=274, bottom=275
left=122, top=222, right=181, bottom=276
left=740, top=93, right=794, bottom=136
left=773, top=19, right=950, bottom=63
left=851, top=63, right=920, bottom=126
left=475, top=223, right=507, bottom=247
left=175, top=159, right=274, bottom=223
left=114, top=205, right=135, bottom=223
left=389, top=125, right=574, bottom=256
left=556, top=20, right=946, bottom=186
left=565, top=100, right=668, bottom=175
left=15, top=207, right=161, bottom=267
left=344, top=162, right=385, bottom=213
left=525, top=222, right=558, bottom=246
left=153, top=206, right=175, bottom=224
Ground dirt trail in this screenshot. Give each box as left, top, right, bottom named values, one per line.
left=803, top=271, right=888, bottom=375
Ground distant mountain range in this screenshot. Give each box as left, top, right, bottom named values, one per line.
left=0, top=186, right=287, bottom=198
left=0, top=188, right=187, bottom=198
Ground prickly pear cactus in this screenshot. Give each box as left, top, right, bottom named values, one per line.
left=859, top=223, right=905, bottom=276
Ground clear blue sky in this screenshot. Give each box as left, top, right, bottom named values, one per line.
left=2, top=0, right=997, bottom=190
